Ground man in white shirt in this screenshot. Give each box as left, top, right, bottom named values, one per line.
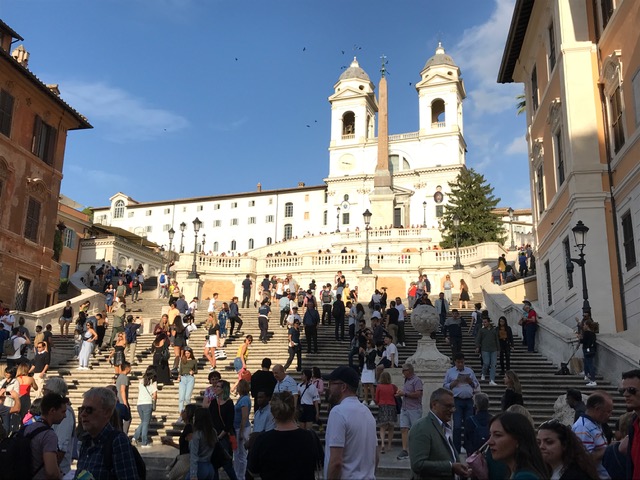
left=6, top=328, right=30, bottom=368
left=325, top=366, right=378, bottom=480
left=395, top=297, right=407, bottom=346
left=272, top=364, right=298, bottom=403
left=0, top=307, right=15, bottom=333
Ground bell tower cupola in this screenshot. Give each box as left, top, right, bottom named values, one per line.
left=328, top=57, right=378, bottom=148
left=415, top=43, right=466, bottom=137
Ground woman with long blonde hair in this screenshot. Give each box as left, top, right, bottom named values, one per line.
left=459, top=279, right=470, bottom=308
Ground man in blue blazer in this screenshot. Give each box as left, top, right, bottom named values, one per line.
left=409, top=388, right=471, bottom=480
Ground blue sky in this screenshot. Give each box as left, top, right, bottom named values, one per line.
left=0, top=0, right=528, bottom=209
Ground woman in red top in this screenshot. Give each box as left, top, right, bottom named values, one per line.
left=16, top=362, right=38, bottom=422
left=375, top=370, right=398, bottom=453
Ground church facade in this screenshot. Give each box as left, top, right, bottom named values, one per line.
left=92, top=45, right=467, bottom=257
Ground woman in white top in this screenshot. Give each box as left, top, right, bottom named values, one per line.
left=443, top=274, right=454, bottom=303
left=132, top=366, right=158, bottom=447
left=297, top=369, right=320, bottom=430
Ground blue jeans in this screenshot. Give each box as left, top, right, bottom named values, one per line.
left=134, top=404, right=153, bottom=445
left=453, top=397, right=473, bottom=451
left=584, top=354, right=596, bottom=381
left=186, top=461, right=214, bottom=480
left=481, top=351, right=497, bottom=382
left=179, top=374, right=195, bottom=413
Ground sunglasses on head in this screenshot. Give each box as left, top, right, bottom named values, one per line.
left=619, top=387, right=639, bottom=396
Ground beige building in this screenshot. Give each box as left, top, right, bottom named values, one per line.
left=499, top=0, right=640, bottom=332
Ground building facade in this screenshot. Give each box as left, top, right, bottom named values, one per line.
left=57, top=195, right=92, bottom=282
left=499, top=0, right=640, bottom=332
left=92, top=46, right=467, bottom=256
left=0, top=20, right=91, bottom=311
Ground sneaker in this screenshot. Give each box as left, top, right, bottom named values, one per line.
left=489, top=381, right=498, bottom=387
left=481, top=375, right=486, bottom=381
left=397, top=450, right=409, bottom=460
left=131, top=438, right=138, bottom=446
left=586, top=381, right=598, bottom=387
left=584, top=376, right=589, bottom=381
left=141, top=443, right=152, bottom=449
left=402, top=342, right=406, bottom=347
left=369, top=400, right=376, bottom=407
left=209, top=366, right=216, bottom=372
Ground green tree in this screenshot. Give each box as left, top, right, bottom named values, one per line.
left=439, top=168, right=505, bottom=248
left=516, top=92, right=526, bottom=115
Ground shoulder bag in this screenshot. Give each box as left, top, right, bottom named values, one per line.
left=466, top=441, right=489, bottom=480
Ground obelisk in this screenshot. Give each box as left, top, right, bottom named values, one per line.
left=369, top=56, right=394, bottom=228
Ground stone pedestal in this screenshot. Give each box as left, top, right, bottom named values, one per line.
left=182, top=277, right=203, bottom=303
left=356, top=273, right=377, bottom=319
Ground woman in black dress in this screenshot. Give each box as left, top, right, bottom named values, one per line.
left=152, top=332, right=172, bottom=385
left=209, top=380, right=238, bottom=480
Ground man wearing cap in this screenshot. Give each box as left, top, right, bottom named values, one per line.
left=325, top=366, right=377, bottom=479
left=286, top=305, right=301, bottom=327
left=283, top=318, right=302, bottom=372
left=521, top=300, right=538, bottom=352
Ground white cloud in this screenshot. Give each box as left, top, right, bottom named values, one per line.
left=64, top=164, right=129, bottom=192
left=505, top=135, right=527, bottom=155
left=60, top=81, right=189, bottom=142
left=209, top=117, right=250, bottom=132
left=451, top=0, right=522, bottom=116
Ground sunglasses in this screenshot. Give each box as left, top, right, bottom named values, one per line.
left=78, top=406, right=96, bottom=415
left=619, top=387, right=639, bottom=396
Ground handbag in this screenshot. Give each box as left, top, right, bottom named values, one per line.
left=466, top=441, right=490, bottom=480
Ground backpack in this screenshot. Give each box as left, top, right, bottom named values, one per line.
left=159, top=274, right=166, bottom=284
left=321, top=290, right=332, bottom=304
left=102, top=429, right=146, bottom=479
left=0, top=424, right=51, bottom=480
left=469, top=416, right=490, bottom=453
left=2, top=337, right=15, bottom=357
left=131, top=277, right=139, bottom=288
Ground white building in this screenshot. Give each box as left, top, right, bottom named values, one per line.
left=92, top=45, right=467, bottom=256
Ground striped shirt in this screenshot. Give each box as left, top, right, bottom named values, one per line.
left=572, top=414, right=610, bottom=479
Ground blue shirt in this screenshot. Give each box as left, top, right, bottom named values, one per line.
left=253, top=405, right=276, bottom=433
left=443, top=365, right=479, bottom=399
left=234, top=394, right=251, bottom=430
left=75, top=424, right=138, bottom=480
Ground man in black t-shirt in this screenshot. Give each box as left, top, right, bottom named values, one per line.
left=250, top=358, right=277, bottom=411
left=283, top=320, right=302, bottom=372
left=241, top=275, right=253, bottom=308
left=29, top=342, right=50, bottom=397
left=261, top=275, right=271, bottom=301
left=348, top=319, right=372, bottom=371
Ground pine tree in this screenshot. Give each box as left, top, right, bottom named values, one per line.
left=439, top=168, right=505, bottom=248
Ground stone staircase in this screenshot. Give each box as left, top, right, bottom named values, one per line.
left=23, top=292, right=628, bottom=478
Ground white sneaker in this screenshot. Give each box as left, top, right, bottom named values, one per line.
left=584, top=376, right=589, bottom=381
left=489, top=381, right=498, bottom=386
left=369, top=400, right=376, bottom=407
left=481, top=375, right=486, bottom=381
left=402, top=342, right=406, bottom=347
left=586, top=381, right=598, bottom=387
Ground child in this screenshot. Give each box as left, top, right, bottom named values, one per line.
left=73, top=327, right=83, bottom=358
left=22, top=397, right=42, bottom=425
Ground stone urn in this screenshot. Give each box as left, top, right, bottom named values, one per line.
left=405, top=304, right=451, bottom=371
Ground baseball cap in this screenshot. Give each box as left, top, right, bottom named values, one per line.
left=327, top=366, right=360, bottom=390
left=523, top=300, right=532, bottom=307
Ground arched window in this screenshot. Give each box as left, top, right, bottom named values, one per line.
left=266, top=237, right=272, bottom=245
left=284, top=202, right=293, bottom=218
left=113, top=200, right=125, bottom=219
left=213, top=241, right=219, bottom=252
left=248, top=238, right=254, bottom=249
left=231, top=240, right=237, bottom=251
left=342, top=111, right=355, bottom=136
left=431, top=99, right=445, bottom=126
left=284, top=224, right=293, bottom=240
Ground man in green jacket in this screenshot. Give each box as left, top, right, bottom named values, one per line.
left=409, top=388, right=471, bottom=479
left=475, top=315, right=500, bottom=386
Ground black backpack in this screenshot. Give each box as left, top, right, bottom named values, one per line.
left=321, top=290, right=332, bottom=304
left=103, top=429, right=146, bottom=479
left=0, top=424, right=51, bottom=480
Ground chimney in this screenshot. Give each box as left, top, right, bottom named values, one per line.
left=11, top=45, right=29, bottom=67
left=298, top=182, right=305, bottom=187
left=47, top=84, right=60, bottom=96
left=257, top=182, right=262, bottom=192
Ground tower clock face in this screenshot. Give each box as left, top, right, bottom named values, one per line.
left=341, top=201, right=350, bottom=211
left=339, top=154, right=355, bottom=171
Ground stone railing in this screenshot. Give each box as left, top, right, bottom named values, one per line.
left=482, top=282, right=638, bottom=384
left=388, top=131, right=419, bottom=141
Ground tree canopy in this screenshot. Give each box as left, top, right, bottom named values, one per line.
left=439, top=168, right=506, bottom=248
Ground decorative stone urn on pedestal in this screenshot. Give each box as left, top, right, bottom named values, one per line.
left=405, top=304, right=451, bottom=371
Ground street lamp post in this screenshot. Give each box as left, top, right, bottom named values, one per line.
left=452, top=214, right=464, bottom=270
left=179, top=222, right=187, bottom=253
left=508, top=207, right=516, bottom=251
left=336, top=206, right=341, bottom=233
left=567, top=220, right=591, bottom=316
left=167, top=228, right=175, bottom=274
left=362, top=209, right=373, bottom=274
left=188, top=217, right=202, bottom=279
left=422, top=201, right=427, bottom=228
